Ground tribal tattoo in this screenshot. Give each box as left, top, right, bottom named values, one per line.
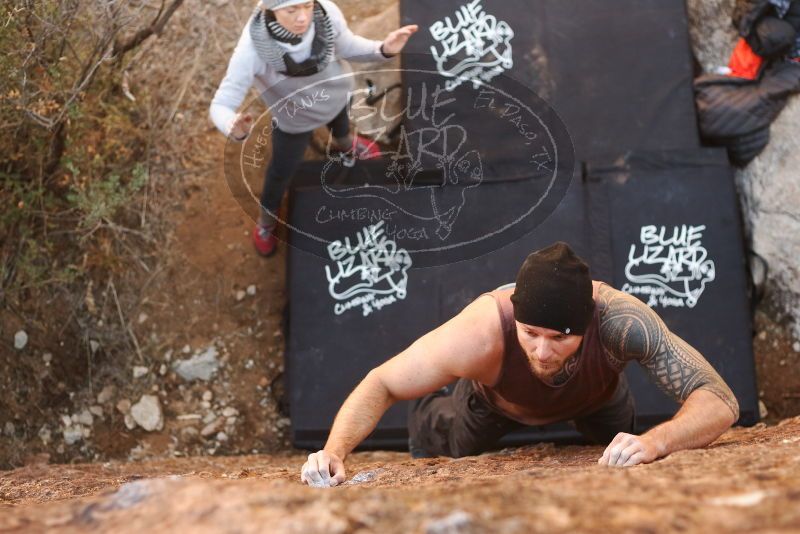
left=550, top=353, right=580, bottom=386
left=596, top=284, right=739, bottom=420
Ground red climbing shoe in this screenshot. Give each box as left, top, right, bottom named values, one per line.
left=341, top=134, right=381, bottom=167
left=252, top=223, right=277, bottom=257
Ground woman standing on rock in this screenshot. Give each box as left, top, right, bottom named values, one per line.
left=210, top=0, right=417, bottom=257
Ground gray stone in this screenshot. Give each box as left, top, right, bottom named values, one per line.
left=63, top=425, right=84, bottom=445
left=221, top=407, right=238, bottom=418
left=38, top=425, right=52, bottom=445
left=130, top=395, right=164, bottom=432
left=172, top=347, right=220, bottom=381
left=74, top=409, right=94, bottom=426
left=133, top=366, right=149, bottom=379
left=3, top=422, right=15, bottom=436
left=124, top=414, right=137, bottom=430
left=116, top=399, right=132, bottom=414
left=13, top=330, right=28, bottom=350
left=246, top=284, right=257, bottom=296
left=89, top=405, right=104, bottom=417
left=97, top=385, right=115, bottom=404
left=202, top=411, right=217, bottom=424
left=201, top=418, right=223, bottom=437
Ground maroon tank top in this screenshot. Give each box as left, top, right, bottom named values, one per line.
left=473, top=287, right=620, bottom=425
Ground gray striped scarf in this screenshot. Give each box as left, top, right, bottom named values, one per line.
left=249, top=1, right=336, bottom=76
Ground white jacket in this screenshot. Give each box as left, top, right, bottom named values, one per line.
left=209, top=0, right=387, bottom=136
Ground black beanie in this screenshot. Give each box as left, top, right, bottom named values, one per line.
left=510, top=242, right=595, bottom=335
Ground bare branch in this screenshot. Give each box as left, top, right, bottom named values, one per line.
left=112, top=0, right=185, bottom=60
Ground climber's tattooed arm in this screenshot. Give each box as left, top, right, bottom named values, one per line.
left=596, top=284, right=740, bottom=420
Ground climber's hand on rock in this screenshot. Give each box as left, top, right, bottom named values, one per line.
left=598, top=432, right=660, bottom=468
left=300, top=450, right=346, bottom=487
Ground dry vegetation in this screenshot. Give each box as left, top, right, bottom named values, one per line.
left=0, top=0, right=215, bottom=468
left=0, top=0, right=397, bottom=470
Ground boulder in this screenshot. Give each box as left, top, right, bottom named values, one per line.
left=687, top=0, right=800, bottom=339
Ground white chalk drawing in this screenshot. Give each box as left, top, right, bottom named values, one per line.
left=622, top=225, right=716, bottom=309
left=325, top=221, right=412, bottom=317
left=429, top=0, right=514, bottom=92
left=321, top=81, right=485, bottom=241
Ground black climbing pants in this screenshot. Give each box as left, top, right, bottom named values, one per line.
left=407, top=374, right=636, bottom=458
left=259, top=104, right=350, bottom=221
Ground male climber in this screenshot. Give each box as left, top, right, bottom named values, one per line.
left=300, top=242, right=739, bottom=486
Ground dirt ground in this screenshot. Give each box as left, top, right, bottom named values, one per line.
left=2, top=417, right=799, bottom=532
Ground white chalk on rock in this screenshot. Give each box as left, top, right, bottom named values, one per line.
left=424, top=511, right=473, bottom=534
left=709, top=490, right=768, bottom=507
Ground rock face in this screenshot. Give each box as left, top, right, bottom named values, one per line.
left=687, top=0, right=800, bottom=339
left=130, top=395, right=164, bottom=432
left=2, top=419, right=800, bottom=532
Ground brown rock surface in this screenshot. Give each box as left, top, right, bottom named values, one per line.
left=2, top=418, right=799, bottom=532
